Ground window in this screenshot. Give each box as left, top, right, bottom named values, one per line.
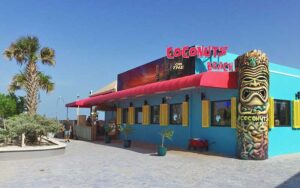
left=274, top=100, right=290, bottom=126
left=122, top=108, right=128, bottom=124
left=211, top=100, right=231, bottom=127
left=151, top=105, right=160, bottom=124
left=170, top=103, right=182, bottom=124
left=135, top=107, right=142, bottom=124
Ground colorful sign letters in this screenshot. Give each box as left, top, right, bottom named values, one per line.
left=166, top=45, right=234, bottom=72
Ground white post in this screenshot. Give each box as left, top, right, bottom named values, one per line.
left=76, top=95, right=80, bottom=116
left=21, top=133, right=25, bottom=147
left=77, top=106, right=80, bottom=116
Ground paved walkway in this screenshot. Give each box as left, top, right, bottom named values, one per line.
left=0, top=139, right=300, bottom=188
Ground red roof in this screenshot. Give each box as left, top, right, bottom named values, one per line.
left=66, top=72, right=237, bottom=108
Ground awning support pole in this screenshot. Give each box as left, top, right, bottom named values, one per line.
left=77, top=105, right=80, bottom=116
left=66, top=107, right=69, bottom=120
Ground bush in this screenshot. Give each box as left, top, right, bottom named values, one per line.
left=2, top=113, right=62, bottom=145
left=118, top=124, right=134, bottom=140
left=159, top=129, right=174, bottom=147
left=0, top=93, right=25, bottom=119
left=0, top=128, right=8, bottom=142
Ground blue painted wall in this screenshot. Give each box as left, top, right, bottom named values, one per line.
left=105, top=111, right=116, bottom=124
left=111, top=87, right=238, bottom=157
left=116, top=91, right=191, bottom=149
left=268, top=63, right=300, bottom=157
left=104, top=52, right=300, bottom=158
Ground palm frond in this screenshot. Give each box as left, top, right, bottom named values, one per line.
left=3, top=46, right=14, bottom=60
left=40, top=47, right=56, bottom=66
left=38, top=72, right=55, bottom=93
left=3, top=36, right=40, bottom=65
left=3, top=44, right=26, bottom=65
left=8, top=72, right=26, bottom=93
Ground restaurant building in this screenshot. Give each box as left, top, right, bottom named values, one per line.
left=66, top=46, right=300, bottom=159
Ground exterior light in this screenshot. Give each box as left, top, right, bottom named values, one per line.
left=296, top=92, right=300, bottom=100
left=185, top=94, right=190, bottom=102
left=201, top=93, right=206, bottom=100
left=144, top=100, right=148, bottom=105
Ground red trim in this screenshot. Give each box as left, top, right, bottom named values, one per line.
left=65, top=72, right=237, bottom=108
left=65, top=101, right=90, bottom=108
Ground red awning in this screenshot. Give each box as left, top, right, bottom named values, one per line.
left=66, top=72, right=237, bottom=108
left=65, top=100, right=91, bottom=108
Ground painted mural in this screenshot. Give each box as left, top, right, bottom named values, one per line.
left=117, top=57, right=195, bottom=91
left=235, top=50, right=269, bottom=160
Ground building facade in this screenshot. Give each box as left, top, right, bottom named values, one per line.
left=67, top=47, right=300, bottom=158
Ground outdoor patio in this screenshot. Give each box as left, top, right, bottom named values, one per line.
left=0, top=139, right=299, bottom=188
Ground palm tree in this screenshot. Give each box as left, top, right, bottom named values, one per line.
left=3, top=36, right=55, bottom=116
left=8, top=71, right=54, bottom=94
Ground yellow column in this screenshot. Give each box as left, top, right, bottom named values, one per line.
left=202, top=100, right=210, bottom=128
left=293, top=100, right=300, bottom=128
left=269, top=98, right=275, bottom=129
left=160, top=104, right=169, bottom=126
left=128, top=107, right=135, bottom=125
left=182, top=101, right=189, bottom=127
left=116, top=108, right=122, bottom=125
left=231, top=97, right=237, bottom=128
left=142, top=105, right=150, bottom=125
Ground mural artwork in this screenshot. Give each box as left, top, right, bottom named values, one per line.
left=117, top=57, right=195, bottom=91
left=235, top=50, right=269, bottom=160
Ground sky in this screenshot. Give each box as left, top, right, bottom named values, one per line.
left=0, top=0, right=299, bottom=120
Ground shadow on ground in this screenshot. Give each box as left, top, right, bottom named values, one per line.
left=90, top=140, right=157, bottom=155
left=87, top=139, right=236, bottom=159
left=276, top=172, right=300, bottom=188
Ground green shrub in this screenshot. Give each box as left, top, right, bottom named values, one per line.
left=34, top=115, right=62, bottom=134
left=119, top=124, right=134, bottom=140
left=159, top=129, right=174, bottom=147
left=3, top=113, right=62, bottom=145
left=104, top=124, right=114, bottom=136
left=0, top=128, right=8, bottom=142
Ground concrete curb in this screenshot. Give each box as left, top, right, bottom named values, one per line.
left=0, top=137, right=66, bottom=161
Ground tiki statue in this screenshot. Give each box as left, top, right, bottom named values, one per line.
left=235, top=50, right=269, bottom=160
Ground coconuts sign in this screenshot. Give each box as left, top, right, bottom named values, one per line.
left=166, top=45, right=234, bottom=72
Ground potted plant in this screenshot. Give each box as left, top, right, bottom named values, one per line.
left=104, top=124, right=113, bottom=143
left=157, top=129, right=174, bottom=156
left=119, top=124, right=134, bottom=148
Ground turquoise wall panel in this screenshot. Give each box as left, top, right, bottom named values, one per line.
left=268, top=63, right=300, bottom=157
left=190, top=88, right=238, bottom=156
left=269, top=127, right=300, bottom=156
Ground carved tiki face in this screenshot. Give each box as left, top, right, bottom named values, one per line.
left=236, top=50, right=269, bottom=115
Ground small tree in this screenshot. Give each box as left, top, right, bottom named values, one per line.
left=159, top=129, right=174, bottom=147
left=119, top=124, right=134, bottom=140
left=104, top=124, right=114, bottom=136
left=0, top=93, right=24, bottom=119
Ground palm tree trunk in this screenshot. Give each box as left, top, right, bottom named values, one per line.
left=25, top=61, right=39, bottom=116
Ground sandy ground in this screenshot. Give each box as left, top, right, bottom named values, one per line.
left=0, top=139, right=300, bottom=188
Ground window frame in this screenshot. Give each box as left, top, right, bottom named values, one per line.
left=169, top=103, right=182, bottom=125
left=150, top=105, right=160, bottom=124
left=274, top=99, right=291, bottom=127
left=122, top=108, right=128, bottom=124
left=135, top=107, right=142, bottom=124
left=211, top=100, right=231, bottom=127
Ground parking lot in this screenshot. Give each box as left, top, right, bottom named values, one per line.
left=0, top=139, right=300, bottom=188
